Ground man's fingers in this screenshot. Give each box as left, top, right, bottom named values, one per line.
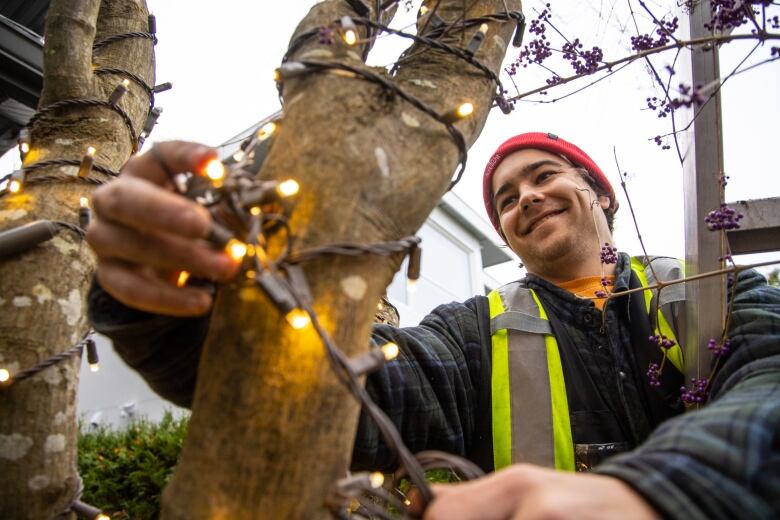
left=121, top=141, right=217, bottom=187
left=422, top=469, right=528, bottom=520
left=87, top=218, right=238, bottom=281
left=96, top=259, right=213, bottom=317
left=91, top=176, right=212, bottom=239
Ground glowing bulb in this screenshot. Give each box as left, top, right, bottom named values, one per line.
left=381, top=342, right=399, bottom=361
left=176, top=271, right=191, bottom=288
left=456, top=102, right=474, bottom=118
left=420, top=6, right=429, bottom=15
left=257, top=122, right=277, bottom=140
left=226, top=239, right=248, bottom=261
left=0, top=368, right=10, bottom=383
left=250, top=206, right=261, bottom=216
left=407, top=278, right=417, bottom=293
left=90, top=363, right=100, bottom=373
left=370, top=472, right=385, bottom=488
left=479, top=23, right=489, bottom=34
left=377, top=302, right=384, bottom=311
left=122, top=79, right=130, bottom=88
left=80, top=197, right=89, bottom=208
left=286, top=308, right=310, bottom=329
left=343, top=29, right=358, bottom=46
left=276, top=179, right=299, bottom=197
left=87, top=146, right=97, bottom=157
left=404, top=499, right=411, bottom=506
left=8, top=179, right=22, bottom=193
left=204, top=159, right=226, bottom=182
left=232, top=150, right=245, bottom=162
left=20, top=142, right=30, bottom=154
left=246, top=270, right=257, bottom=279
left=97, top=514, right=111, bottom=520
left=273, top=68, right=281, bottom=82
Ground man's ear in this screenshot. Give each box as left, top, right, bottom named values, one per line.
left=598, top=195, right=611, bottom=211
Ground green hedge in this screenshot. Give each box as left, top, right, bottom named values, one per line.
left=78, top=412, right=188, bottom=519
left=78, top=412, right=457, bottom=518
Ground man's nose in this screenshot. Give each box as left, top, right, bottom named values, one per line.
left=519, top=187, right=544, bottom=212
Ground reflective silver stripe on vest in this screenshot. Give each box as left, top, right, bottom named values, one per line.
left=636, top=256, right=687, bottom=344
left=491, top=311, right=552, bottom=335
left=495, top=282, right=555, bottom=467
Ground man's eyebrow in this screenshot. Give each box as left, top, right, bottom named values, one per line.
left=493, top=159, right=568, bottom=203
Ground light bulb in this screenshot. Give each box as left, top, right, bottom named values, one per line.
left=97, top=514, right=111, bottom=520
left=204, top=159, right=226, bottom=182
left=250, top=206, right=261, bottom=216
left=381, top=343, right=399, bottom=361
left=276, top=179, right=299, bottom=197
left=87, top=146, right=97, bottom=157
left=0, top=368, right=10, bottom=383
left=286, top=308, right=310, bottom=329
left=232, top=150, right=245, bottom=162
left=369, top=472, right=384, bottom=488
left=20, top=142, right=30, bottom=154
left=8, top=179, right=22, bottom=193
left=456, top=102, right=474, bottom=118
left=343, top=29, right=358, bottom=46
left=80, top=197, right=89, bottom=208
left=257, top=122, right=277, bottom=140
left=225, top=239, right=248, bottom=261
left=89, top=363, right=100, bottom=373
left=407, top=278, right=417, bottom=293
left=176, top=271, right=191, bottom=288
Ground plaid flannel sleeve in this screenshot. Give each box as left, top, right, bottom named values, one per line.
left=596, top=269, right=780, bottom=520
left=351, top=297, right=492, bottom=472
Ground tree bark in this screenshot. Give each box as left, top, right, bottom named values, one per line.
left=163, top=1, right=520, bottom=518
left=0, top=1, right=154, bottom=517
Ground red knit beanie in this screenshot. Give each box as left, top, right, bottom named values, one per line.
left=482, top=132, right=614, bottom=233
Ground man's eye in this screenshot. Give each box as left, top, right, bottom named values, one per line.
left=537, top=170, right=557, bottom=182
left=498, top=196, right=518, bottom=212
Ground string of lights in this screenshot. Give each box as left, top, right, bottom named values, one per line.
left=277, top=58, right=470, bottom=188
left=91, top=14, right=158, bottom=51
left=159, top=3, right=527, bottom=516
left=26, top=96, right=140, bottom=154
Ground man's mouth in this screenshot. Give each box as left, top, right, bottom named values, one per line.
left=523, top=209, right=565, bottom=235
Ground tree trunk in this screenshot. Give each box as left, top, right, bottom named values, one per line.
left=0, top=1, right=154, bottom=517
left=163, top=1, right=520, bottom=518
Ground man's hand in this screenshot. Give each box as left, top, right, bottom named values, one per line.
left=420, top=464, right=660, bottom=520
left=86, top=141, right=240, bottom=317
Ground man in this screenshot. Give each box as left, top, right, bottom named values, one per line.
left=87, top=133, right=780, bottom=519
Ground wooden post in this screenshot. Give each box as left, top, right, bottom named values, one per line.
left=681, top=0, right=723, bottom=386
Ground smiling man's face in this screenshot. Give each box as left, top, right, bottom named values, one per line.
left=491, top=148, right=612, bottom=281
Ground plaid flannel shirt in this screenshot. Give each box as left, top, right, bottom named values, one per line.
left=89, top=254, right=780, bottom=519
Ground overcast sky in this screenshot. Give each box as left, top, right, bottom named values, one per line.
left=3, top=0, right=777, bottom=283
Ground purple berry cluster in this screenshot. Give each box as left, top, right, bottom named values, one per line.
left=681, top=378, right=709, bottom=405
left=600, top=243, right=618, bottom=264
left=509, top=4, right=553, bottom=73
left=562, top=38, right=604, bottom=75
left=654, top=135, right=671, bottom=150
left=771, top=15, right=779, bottom=30
left=630, top=16, right=679, bottom=51
left=647, top=363, right=661, bottom=388
left=318, top=26, right=334, bottom=45
left=707, top=338, right=732, bottom=357
left=704, top=203, right=744, bottom=231
left=649, top=334, right=677, bottom=349
left=594, top=290, right=608, bottom=298
left=646, top=83, right=705, bottom=121
left=704, top=0, right=762, bottom=33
